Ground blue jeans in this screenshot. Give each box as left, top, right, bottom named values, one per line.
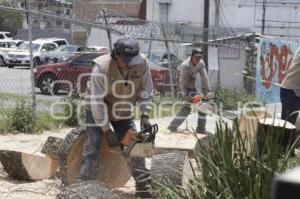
left=168, top=88, right=206, bottom=133
left=79, top=111, right=147, bottom=183
left=280, top=87, right=300, bottom=125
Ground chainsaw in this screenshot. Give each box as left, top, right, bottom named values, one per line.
left=122, top=124, right=158, bottom=158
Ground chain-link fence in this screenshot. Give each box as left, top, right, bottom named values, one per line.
left=0, top=3, right=256, bottom=131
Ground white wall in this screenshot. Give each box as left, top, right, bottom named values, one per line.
left=147, top=0, right=216, bottom=27
left=218, top=0, right=300, bottom=41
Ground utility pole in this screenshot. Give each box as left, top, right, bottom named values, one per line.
left=203, top=0, right=210, bottom=71
left=24, top=0, right=36, bottom=111
left=214, top=0, right=220, bottom=28
left=262, top=0, right=267, bottom=35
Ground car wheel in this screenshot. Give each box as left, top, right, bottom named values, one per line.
left=0, top=56, right=6, bottom=66
left=39, top=74, right=58, bottom=95
left=8, top=64, right=14, bottom=68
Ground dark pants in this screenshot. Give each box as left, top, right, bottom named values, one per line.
left=168, top=88, right=206, bottom=133
left=79, top=111, right=149, bottom=192
left=280, top=87, right=300, bottom=125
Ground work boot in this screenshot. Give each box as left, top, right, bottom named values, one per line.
left=129, top=157, right=152, bottom=198
left=135, top=175, right=152, bottom=198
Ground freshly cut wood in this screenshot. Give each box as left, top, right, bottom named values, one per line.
left=57, top=180, right=121, bottom=199
left=234, top=109, right=272, bottom=138
left=257, top=118, right=297, bottom=155
left=151, top=151, right=191, bottom=191
left=59, top=128, right=131, bottom=189
left=233, top=109, right=272, bottom=152
left=41, top=136, right=64, bottom=159
left=0, top=150, right=58, bottom=180
left=154, top=131, right=208, bottom=158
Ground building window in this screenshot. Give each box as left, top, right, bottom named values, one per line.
left=66, top=9, right=71, bottom=16
left=159, top=3, right=169, bottom=23
left=64, top=23, right=70, bottom=29
left=56, top=20, right=63, bottom=26
left=45, top=22, right=53, bottom=29
left=32, top=20, right=40, bottom=29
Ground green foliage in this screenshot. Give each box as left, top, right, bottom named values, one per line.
left=215, top=88, right=259, bottom=110
left=63, top=92, right=84, bottom=127
left=0, top=0, right=23, bottom=35
left=0, top=99, right=64, bottom=134
left=157, top=119, right=300, bottom=199
left=8, top=99, right=36, bottom=133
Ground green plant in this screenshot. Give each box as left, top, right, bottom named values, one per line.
left=63, top=92, right=84, bottom=127
left=157, top=119, right=300, bottom=199
left=0, top=100, right=64, bottom=134
left=215, top=88, right=259, bottom=110
left=9, top=99, right=36, bottom=134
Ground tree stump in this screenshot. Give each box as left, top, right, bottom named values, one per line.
left=0, top=150, right=58, bottom=180
left=257, top=118, right=297, bottom=155
left=151, top=151, right=191, bottom=191
left=56, top=180, right=121, bottom=199
left=41, top=136, right=64, bottom=159
left=58, top=128, right=131, bottom=189
left=233, top=109, right=272, bottom=152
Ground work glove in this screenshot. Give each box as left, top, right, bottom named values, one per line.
left=104, top=128, right=120, bottom=147
left=140, top=114, right=152, bottom=133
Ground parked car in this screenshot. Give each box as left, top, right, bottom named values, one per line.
left=42, top=45, right=93, bottom=64
left=0, top=39, right=24, bottom=66
left=0, top=32, right=12, bottom=40
left=88, top=46, right=110, bottom=54
left=34, top=53, right=105, bottom=95
left=144, top=50, right=181, bottom=91
left=144, top=50, right=182, bottom=68
left=34, top=38, right=68, bottom=47
left=34, top=53, right=172, bottom=95
left=5, top=40, right=58, bottom=68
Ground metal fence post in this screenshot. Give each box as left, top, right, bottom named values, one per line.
left=161, top=26, right=175, bottom=100
left=103, top=9, right=112, bottom=51
left=24, top=0, right=36, bottom=111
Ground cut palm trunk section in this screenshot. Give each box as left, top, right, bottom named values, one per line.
left=233, top=109, right=272, bottom=152
left=0, top=150, right=58, bottom=180
left=57, top=180, right=121, bottom=199
left=41, top=136, right=64, bottom=159
left=257, top=118, right=297, bottom=156
left=58, top=128, right=131, bottom=189
left=151, top=151, right=192, bottom=193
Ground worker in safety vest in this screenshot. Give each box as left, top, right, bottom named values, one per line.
left=168, top=48, right=213, bottom=133
left=281, top=46, right=300, bottom=125
left=79, top=36, right=153, bottom=198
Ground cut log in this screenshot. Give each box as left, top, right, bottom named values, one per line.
left=233, top=109, right=272, bottom=152
left=257, top=118, right=297, bottom=155
left=59, top=128, right=131, bottom=189
left=0, top=150, right=58, bottom=180
left=41, top=136, right=64, bottom=159
left=154, top=131, right=208, bottom=158
left=151, top=151, right=191, bottom=191
left=56, top=180, right=121, bottom=199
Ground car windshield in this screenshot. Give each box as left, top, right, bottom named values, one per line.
left=18, top=43, right=40, bottom=51
left=57, top=46, right=78, bottom=52
left=8, top=42, right=17, bottom=48
left=144, top=51, right=164, bottom=64
left=5, top=33, right=12, bottom=38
